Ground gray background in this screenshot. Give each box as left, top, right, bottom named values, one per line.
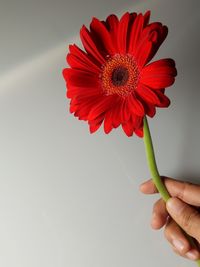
left=0, top=0, right=199, bottom=266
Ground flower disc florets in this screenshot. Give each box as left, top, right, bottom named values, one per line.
left=100, top=54, right=140, bottom=98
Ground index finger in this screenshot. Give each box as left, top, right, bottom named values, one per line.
left=140, top=177, right=200, bottom=206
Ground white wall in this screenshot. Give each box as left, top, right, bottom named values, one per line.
left=0, top=0, right=199, bottom=266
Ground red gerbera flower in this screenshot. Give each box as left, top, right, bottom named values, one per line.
left=63, top=10, right=177, bottom=137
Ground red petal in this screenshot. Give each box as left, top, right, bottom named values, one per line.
left=134, top=22, right=168, bottom=66
left=89, top=112, right=105, bottom=124
left=67, top=54, right=99, bottom=75
left=141, top=72, right=175, bottom=89
left=136, top=84, right=160, bottom=105
left=133, top=23, right=160, bottom=56
left=105, top=14, right=119, bottom=50
left=120, top=99, right=130, bottom=123
left=135, top=40, right=152, bottom=68
left=80, top=25, right=105, bottom=64
left=142, top=101, right=156, bottom=117
left=148, top=25, right=168, bottom=62
left=117, top=12, right=130, bottom=54
left=132, top=115, right=143, bottom=130
left=67, top=44, right=101, bottom=73
left=128, top=94, right=144, bottom=116
left=135, top=128, right=144, bottom=137
left=122, top=120, right=134, bottom=137
left=159, top=25, right=168, bottom=44
left=143, top=10, right=151, bottom=27
left=141, top=58, right=177, bottom=78
left=128, top=13, right=144, bottom=54
left=71, top=96, right=101, bottom=119
left=135, top=93, right=156, bottom=117
left=90, top=17, right=116, bottom=56
left=88, top=96, right=116, bottom=120
left=104, top=109, right=113, bottom=134
left=112, top=104, right=122, bottom=128
left=63, top=68, right=98, bottom=88
left=89, top=121, right=103, bottom=134
left=66, top=86, right=100, bottom=99
left=106, top=14, right=119, bottom=31
left=154, top=90, right=171, bottom=107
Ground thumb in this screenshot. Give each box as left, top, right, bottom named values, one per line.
left=166, top=197, right=200, bottom=243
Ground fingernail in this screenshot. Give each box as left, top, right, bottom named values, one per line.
left=172, top=239, right=185, bottom=252
left=186, top=250, right=200, bottom=260
left=140, top=181, right=146, bottom=187
left=151, top=213, right=158, bottom=228
left=166, top=198, right=184, bottom=215
left=139, top=182, right=146, bottom=191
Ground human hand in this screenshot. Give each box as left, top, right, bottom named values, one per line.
left=140, top=177, right=200, bottom=261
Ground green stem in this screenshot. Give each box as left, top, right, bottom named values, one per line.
left=143, top=116, right=200, bottom=266
left=143, top=116, right=170, bottom=201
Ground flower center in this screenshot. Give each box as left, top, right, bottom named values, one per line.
left=100, top=54, right=140, bottom=97
left=112, top=67, right=129, bottom=86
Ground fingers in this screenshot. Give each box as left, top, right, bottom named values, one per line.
left=140, top=178, right=158, bottom=194
left=165, top=218, right=200, bottom=260
left=172, top=246, right=200, bottom=261
left=151, top=198, right=168, bottom=229
left=140, top=177, right=200, bottom=261
left=166, top=197, right=200, bottom=243
left=140, top=177, right=200, bottom=206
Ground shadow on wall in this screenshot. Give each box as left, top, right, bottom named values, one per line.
left=0, top=0, right=140, bottom=75
left=174, top=11, right=200, bottom=184
left=0, top=0, right=147, bottom=93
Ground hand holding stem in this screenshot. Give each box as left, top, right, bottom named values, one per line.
left=143, top=116, right=200, bottom=266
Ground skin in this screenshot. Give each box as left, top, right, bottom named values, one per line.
left=140, top=176, right=200, bottom=261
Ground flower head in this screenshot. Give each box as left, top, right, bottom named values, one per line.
left=63, top=10, right=177, bottom=137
